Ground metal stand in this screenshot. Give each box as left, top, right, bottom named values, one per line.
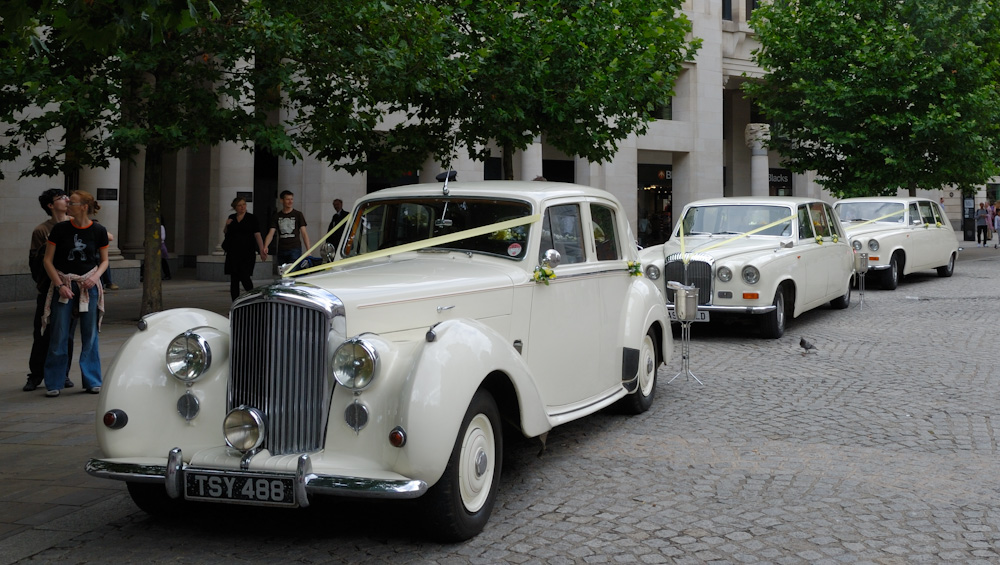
left=855, top=252, right=869, bottom=311
left=667, top=321, right=703, bottom=384
left=857, top=272, right=866, bottom=310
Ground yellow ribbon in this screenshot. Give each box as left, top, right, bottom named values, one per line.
left=678, top=213, right=797, bottom=264
left=282, top=215, right=353, bottom=274
left=288, top=214, right=542, bottom=277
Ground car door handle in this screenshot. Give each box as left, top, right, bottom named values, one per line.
left=437, top=305, right=455, bottom=312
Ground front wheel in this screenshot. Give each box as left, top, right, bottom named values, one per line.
left=759, top=286, right=786, bottom=339
left=881, top=253, right=901, bottom=290
left=936, top=253, right=956, bottom=277
left=619, top=331, right=658, bottom=414
left=421, top=389, right=502, bottom=541
left=126, top=482, right=186, bottom=518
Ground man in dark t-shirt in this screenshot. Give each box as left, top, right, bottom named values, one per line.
left=263, top=190, right=310, bottom=271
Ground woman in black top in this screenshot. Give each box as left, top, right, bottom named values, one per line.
left=42, top=190, right=109, bottom=396
left=223, top=197, right=267, bottom=300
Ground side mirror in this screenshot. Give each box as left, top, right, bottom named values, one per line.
left=542, top=248, right=561, bottom=268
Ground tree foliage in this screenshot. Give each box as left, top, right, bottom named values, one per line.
left=745, top=0, right=1000, bottom=197
left=277, top=0, right=699, bottom=178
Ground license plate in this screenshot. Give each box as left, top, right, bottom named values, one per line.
left=184, top=471, right=297, bottom=507
left=668, top=310, right=710, bottom=322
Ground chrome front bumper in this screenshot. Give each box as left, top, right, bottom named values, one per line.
left=666, top=303, right=776, bottom=315
left=86, top=448, right=427, bottom=508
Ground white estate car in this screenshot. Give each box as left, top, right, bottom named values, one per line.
left=834, top=197, right=959, bottom=290
left=86, top=181, right=671, bottom=541
left=643, top=197, right=855, bottom=339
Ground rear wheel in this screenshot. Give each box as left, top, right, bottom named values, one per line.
left=830, top=278, right=851, bottom=309
left=422, top=389, right=502, bottom=541
left=881, top=253, right=901, bottom=290
left=936, top=253, right=956, bottom=277
left=759, top=286, right=786, bottom=339
left=619, top=331, right=658, bottom=414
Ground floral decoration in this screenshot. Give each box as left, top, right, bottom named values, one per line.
left=532, top=265, right=556, bottom=285
left=936, top=222, right=942, bottom=228
left=832, top=234, right=839, bottom=243
left=627, top=261, right=643, bottom=277
left=815, top=235, right=823, bottom=245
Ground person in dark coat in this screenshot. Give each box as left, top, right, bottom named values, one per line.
left=223, top=197, right=268, bottom=300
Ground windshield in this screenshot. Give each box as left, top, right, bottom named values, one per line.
left=677, top=205, right=793, bottom=237
left=835, top=202, right=906, bottom=223
left=341, top=197, right=533, bottom=260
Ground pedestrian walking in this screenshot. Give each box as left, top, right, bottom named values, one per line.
left=994, top=211, right=1000, bottom=249
left=975, top=202, right=989, bottom=246
left=263, top=190, right=310, bottom=272
left=41, top=190, right=108, bottom=396
left=24, top=189, right=75, bottom=392
left=326, top=198, right=349, bottom=247
left=223, top=197, right=267, bottom=300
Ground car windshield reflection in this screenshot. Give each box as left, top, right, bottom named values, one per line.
left=341, top=197, right=533, bottom=260
left=678, top=205, right=793, bottom=237
left=835, top=202, right=906, bottom=223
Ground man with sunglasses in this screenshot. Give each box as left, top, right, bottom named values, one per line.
left=24, top=189, right=75, bottom=391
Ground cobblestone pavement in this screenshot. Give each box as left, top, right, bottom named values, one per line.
left=2, top=250, right=999, bottom=564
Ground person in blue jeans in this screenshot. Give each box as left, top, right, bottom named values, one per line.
left=41, top=190, right=109, bottom=397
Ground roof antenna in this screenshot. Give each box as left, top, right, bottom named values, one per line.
left=436, top=132, right=459, bottom=196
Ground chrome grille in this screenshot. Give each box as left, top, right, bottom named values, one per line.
left=664, top=254, right=713, bottom=305
left=229, top=285, right=342, bottom=455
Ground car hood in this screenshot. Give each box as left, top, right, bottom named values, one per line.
left=662, top=237, right=792, bottom=262
left=298, top=254, right=520, bottom=335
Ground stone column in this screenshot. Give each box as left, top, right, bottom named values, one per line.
left=519, top=135, right=544, bottom=181
left=745, top=123, right=770, bottom=197
left=121, top=148, right=145, bottom=257
left=78, top=160, right=122, bottom=260
left=214, top=141, right=255, bottom=254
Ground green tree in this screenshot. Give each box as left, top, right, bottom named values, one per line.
left=280, top=0, right=699, bottom=179
left=2, top=0, right=298, bottom=315
left=745, top=0, right=1000, bottom=197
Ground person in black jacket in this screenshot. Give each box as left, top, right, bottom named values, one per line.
left=223, top=197, right=268, bottom=300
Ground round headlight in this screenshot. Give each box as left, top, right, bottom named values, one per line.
left=166, top=332, right=211, bottom=382
left=332, top=338, right=379, bottom=390
left=852, top=240, right=863, bottom=251
left=717, top=266, right=733, bottom=282
left=223, top=406, right=266, bottom=452
left=644, top=264, right=661, bottom=280
left=742, top=266, right=760, bottom=285
left=868, top=240, right=879, bottom=252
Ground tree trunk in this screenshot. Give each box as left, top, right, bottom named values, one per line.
left=908, top=182, right=917, bottom=198
left=140, top=143, right=164, bottom=317
left=502, top=141, right=514, bottom=180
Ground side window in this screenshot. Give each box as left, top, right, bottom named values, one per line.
left=808, top=203, right=833, bottom=237
left=932, top=202, right=946, bottom=224
left=590, top=204, right=620, bottom=261
left=797, top=205, right=814, bottom=240
left=822, top=203, right=844, bottom=239
left=540, top=204, right=585, bottom=264
left=917, top=201, right=936, bottom=225
left=909, top=203, right=922, bottom=225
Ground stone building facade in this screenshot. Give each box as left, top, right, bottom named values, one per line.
left=0, top=0, right=977, bottom=301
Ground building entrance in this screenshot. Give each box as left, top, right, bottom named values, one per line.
left=637, top=163, right=672, bottom=246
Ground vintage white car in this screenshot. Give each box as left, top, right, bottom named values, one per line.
left=834, top=197, right=958, bottom=289
left=86, top=181, right=671, bottom=540
left=642, top=197, right=855, bottom=339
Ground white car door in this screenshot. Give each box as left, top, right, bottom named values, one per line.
left=526, top=202, right=604, bottom=409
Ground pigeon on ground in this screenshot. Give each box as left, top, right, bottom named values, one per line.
left=799, top=337, right=818, bottom=354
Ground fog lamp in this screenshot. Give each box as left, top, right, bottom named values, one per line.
left=223, top=406, right=266, bottom=452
